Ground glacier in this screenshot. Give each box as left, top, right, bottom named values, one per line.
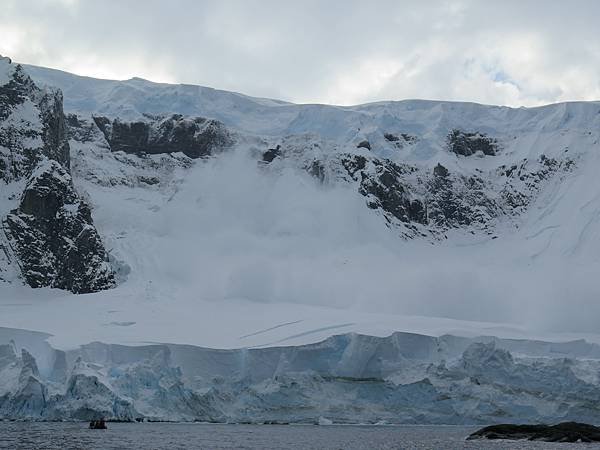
left=3, top=327, right=600, bottom=424
left=1, top=58, right=600, bottom=422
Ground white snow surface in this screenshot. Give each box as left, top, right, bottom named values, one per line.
left=1, top=64, right=600, bottom=353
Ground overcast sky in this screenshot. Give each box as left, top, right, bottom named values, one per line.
left=2, top=0, right=599, bottom=106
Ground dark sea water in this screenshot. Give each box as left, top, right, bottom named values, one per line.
left=1, top=422, right=600, bottom=450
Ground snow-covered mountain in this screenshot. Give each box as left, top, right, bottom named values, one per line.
left=1, top=58, right=600, bottom=423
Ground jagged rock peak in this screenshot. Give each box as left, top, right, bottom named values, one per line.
left=0, top=59, right=69, bottom=175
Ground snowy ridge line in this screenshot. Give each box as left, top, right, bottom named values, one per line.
left=23, top=63, right=600, bottom=114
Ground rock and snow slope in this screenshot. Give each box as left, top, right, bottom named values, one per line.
left=0, top=57, right=113, bottom=293
left=0, top=60, right=599, bottom=422
left=20, top=62, right=600, bottom=327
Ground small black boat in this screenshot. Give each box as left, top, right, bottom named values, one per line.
left=89, top=419, right=107, bottom=430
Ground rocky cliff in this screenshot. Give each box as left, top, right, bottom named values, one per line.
left=0, top=56, right=114, bottom=293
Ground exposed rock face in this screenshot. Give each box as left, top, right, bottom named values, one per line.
left=498, top=154, right=575, bottom=214
left=37, top=87, right=70, bottom=168
left=3, top=160, right=114, bottom=293
left=433, top=163, right=449, bottom=178
left=340, top=154, right=426, bottom=228
left=264, top=132, right=574, bottom=238
left=356, top=139, right=371, bottom=150
left=262, top=145, right=282, bottom=163
left=0, top=64, right=69, bottom=181
left=426, top=168, right=496, bottom=230
left=0, top=63, right=37, bottom=121
left=337, top=153, right=498, bottom=234
left=383, top=133, right=417, bottom=149
left=66, top=114, right=193, bottom=189
left=447, top=129, right=498, bottom=156
left=0, top=57, right=114, bottom=293
left=341, top=150, right=572, bottom=236
left=93, top=113, right=233, bottom=158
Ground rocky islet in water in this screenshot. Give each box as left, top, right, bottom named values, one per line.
left=467, top=422, right=600, bottom=443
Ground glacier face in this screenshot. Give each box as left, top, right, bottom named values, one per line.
left=2, top=328, right=600, bottom=424
left=1, top=60, right=600, bottom=422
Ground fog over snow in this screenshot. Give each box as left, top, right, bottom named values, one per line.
left=115, top=148, right=600, bottom=335
left=2, top=0, right=600, bottom=107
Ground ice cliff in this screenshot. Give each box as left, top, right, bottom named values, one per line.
left=2, top=329, right=600, bottom=424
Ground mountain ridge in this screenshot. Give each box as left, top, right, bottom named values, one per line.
left=23, top=62, right=600, bottom=111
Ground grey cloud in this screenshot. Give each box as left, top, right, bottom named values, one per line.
left=1, top=0, right=599, bottom=106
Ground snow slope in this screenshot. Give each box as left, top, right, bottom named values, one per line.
left=0, top=62, right=597, bottom=345
left=0, top=60, right=600, bottom=422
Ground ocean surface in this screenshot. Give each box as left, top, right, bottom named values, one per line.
left=1, top=422, right=600, bottom=449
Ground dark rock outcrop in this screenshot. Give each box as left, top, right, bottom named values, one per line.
left=0, top=59, right=114, bottom=293
left=426, top=169, right=494, bottom=228
left=0, top=64, right=69, bottom=181
left=337, top=153, right=504, bottom=235
left=447, top=129, right=498, bottom=156
left=93, top=114, right=232, bottom=158
left=306, top=159, right=326, bottom=182
left=340, top=154, right=426, bottom=227
left=383, top=133, right=418, bottom=149
left=433, top=163, right=449, bottom=178
left=467, top=422, right=600, bottom=442
left=400, top=133, right=417, bottom=144
left=37, top=88, right=70, bottom=168
left=262, top=145, right=282, bottom=163
left=0, top=63, right=37, bottom=121
left=498, top=154, right=575, bottom=214
left=357, top=140, right=371, bottom=150
left=339, top=153, right=496, bottom=234
left=3, top=160, right=114, bottom=293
